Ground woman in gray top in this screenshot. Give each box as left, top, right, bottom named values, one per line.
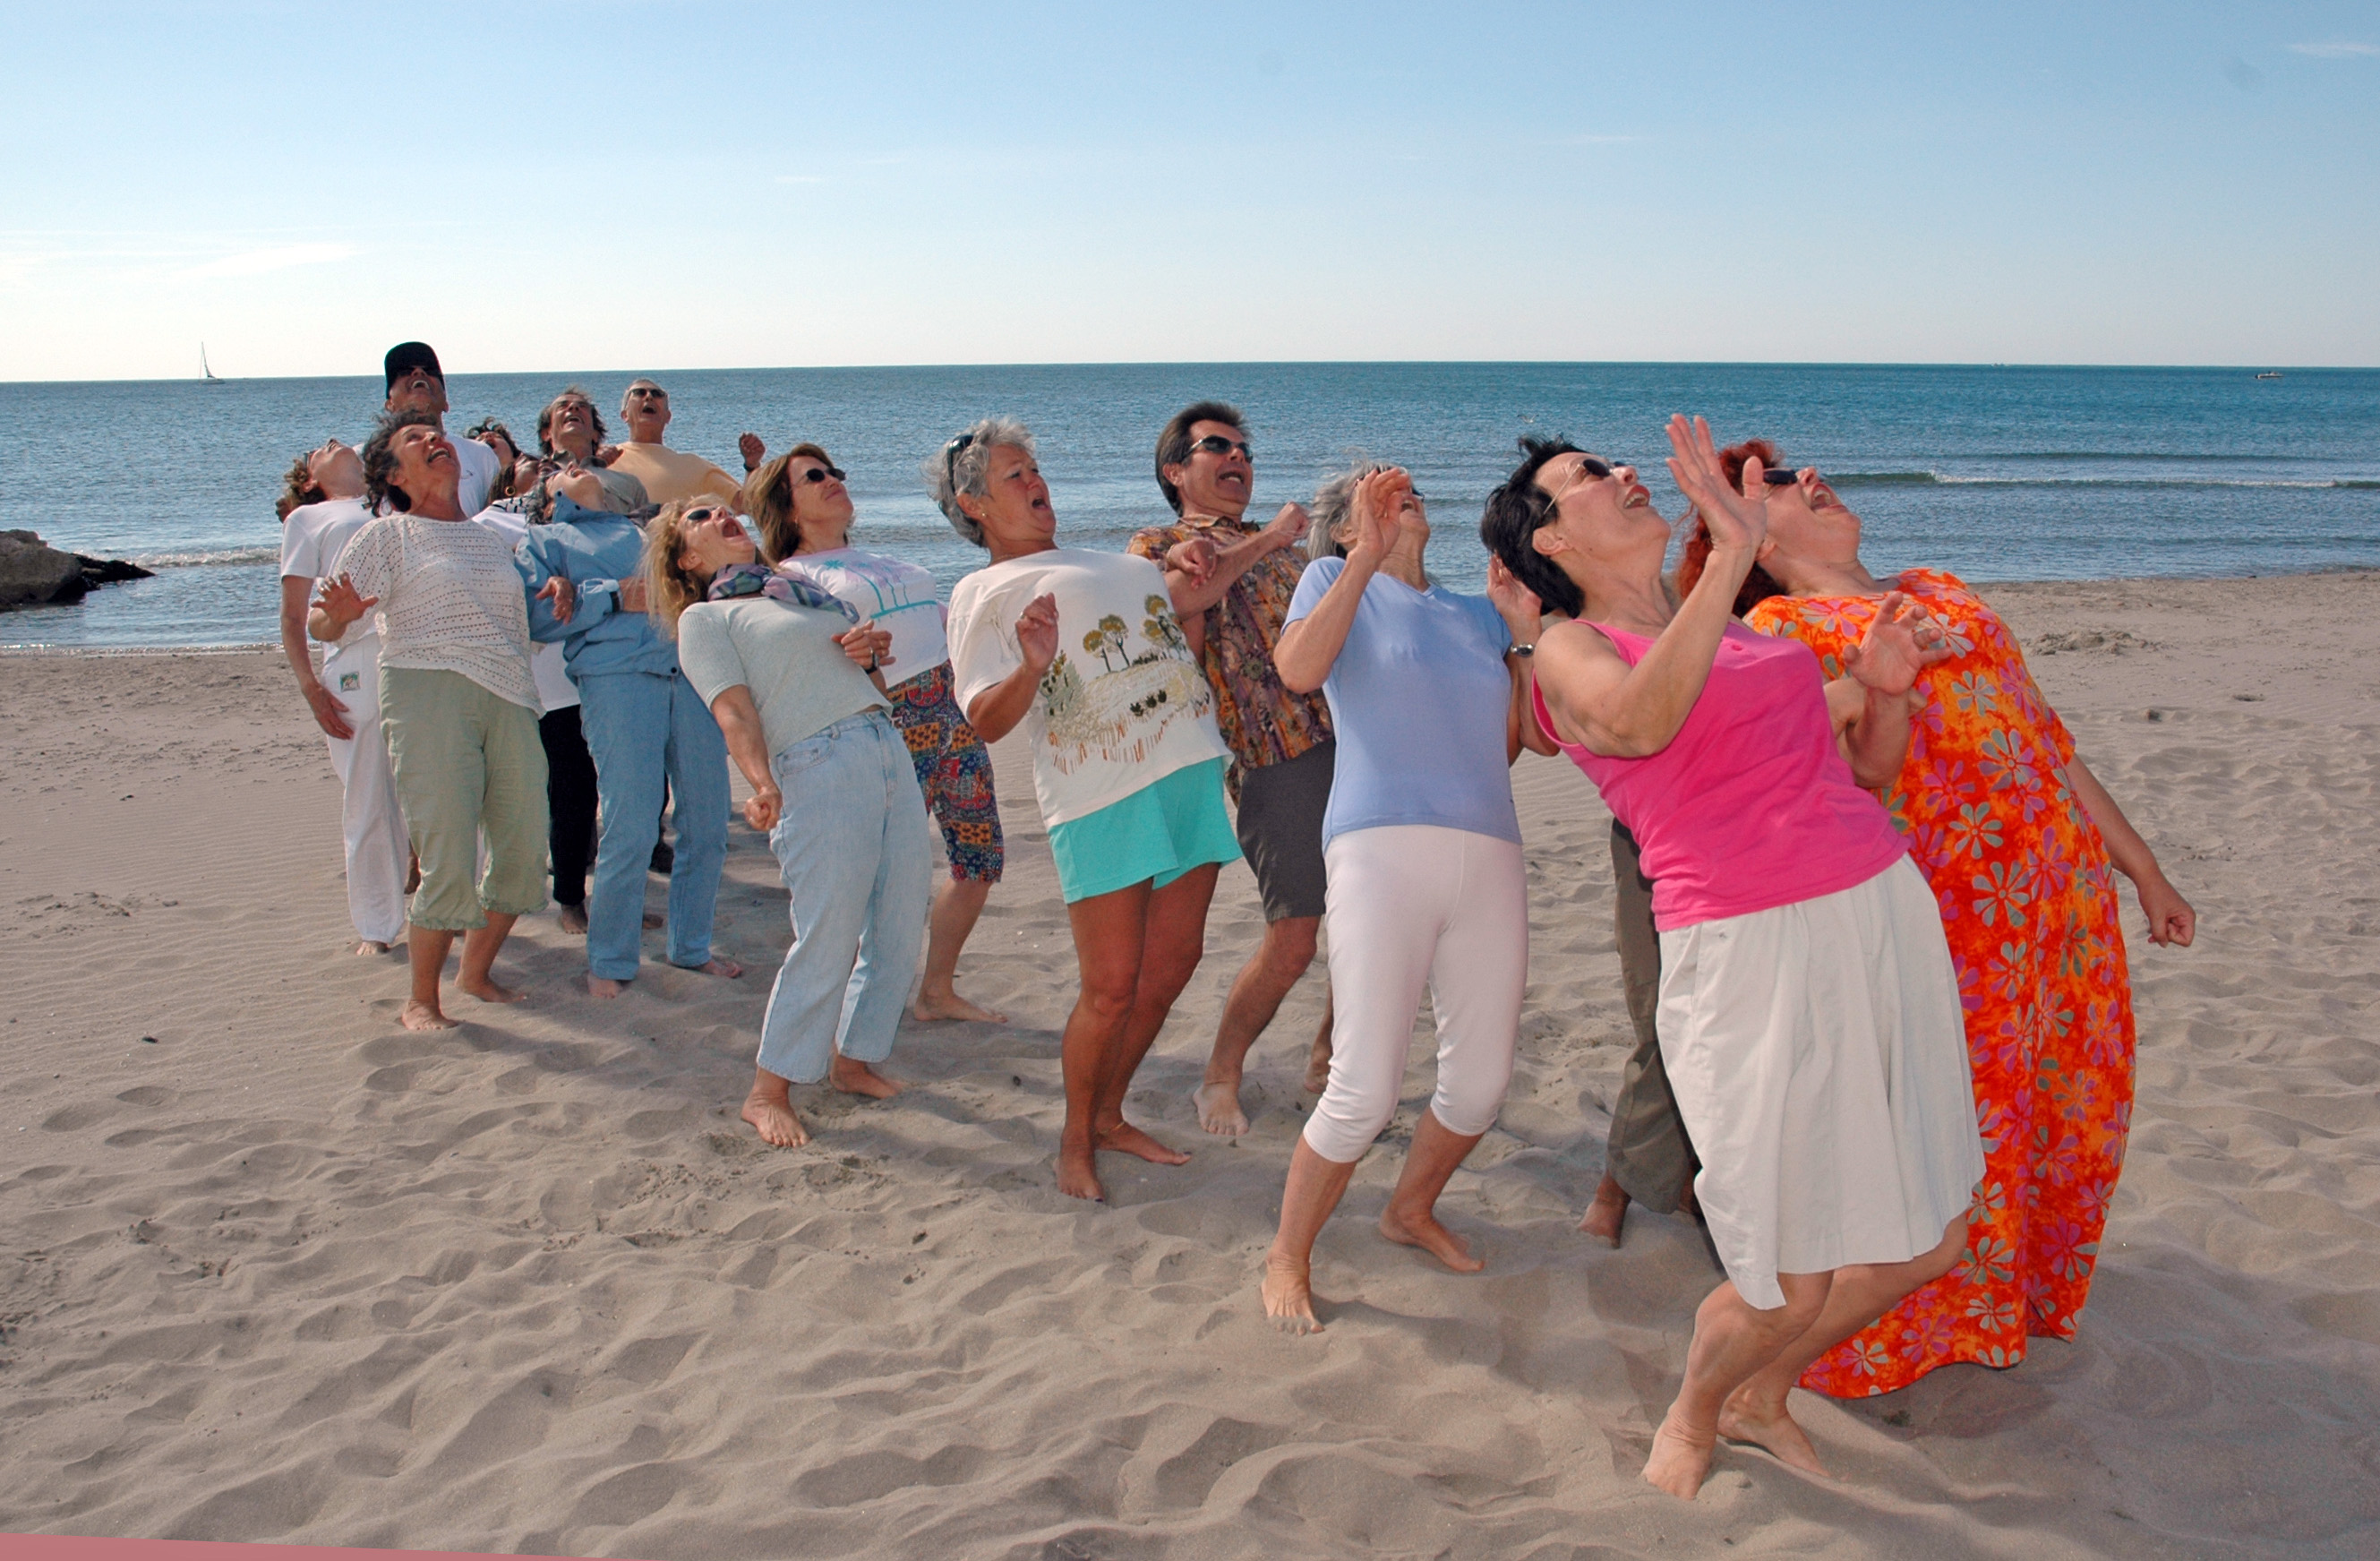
left=650, top=498, right=929, bottom=1150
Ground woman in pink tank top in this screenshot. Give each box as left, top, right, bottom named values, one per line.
left=1481, top=416, right=1986, bottom=1501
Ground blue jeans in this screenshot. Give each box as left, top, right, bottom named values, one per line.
left=578, top=669, right=730, bottom=980
left=758, top=710, right=933, bottom=1084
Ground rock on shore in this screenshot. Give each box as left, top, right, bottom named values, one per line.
left=0, top=529, right=153, bottom=609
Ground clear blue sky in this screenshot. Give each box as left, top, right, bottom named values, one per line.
left=4, top=2, right=2375, bottom=381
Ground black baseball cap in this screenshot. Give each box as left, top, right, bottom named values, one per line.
left=384, top=341, right=444, bottom=391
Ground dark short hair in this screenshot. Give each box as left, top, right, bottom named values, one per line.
left=747, top=442, right=838, bottom=563
left=362, top=411, right=442, bottom=513
left=276, top=453, right=323, bottom=522
left=536, top=387, right=606, bottom=455
left=1479, top=435, right=1588, bottom=620
left=1153, top=399, right=1247, bottom=515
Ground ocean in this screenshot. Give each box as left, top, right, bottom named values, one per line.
left=3, top=363, right=2374, bottom=649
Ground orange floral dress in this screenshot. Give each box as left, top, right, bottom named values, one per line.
left=1744, top=569, right=2135, bottom=1397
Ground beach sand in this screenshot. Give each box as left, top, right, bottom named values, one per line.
left=2, top=570, right=2376, bottom=1558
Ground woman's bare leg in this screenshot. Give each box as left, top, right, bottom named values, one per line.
left=1645, top=1271, right=1832, bottom=1500
left=1717, top=1214, right=1969, bottom=1476
left=1378, top=1109, right=1487, bottom=1272
left=402, top=925, right=458, bottom=1031
left=912, top=876, right=1005, bottom=1022
left=456, top=913, right=527, bottom=1004
left=1093, top=863, right=1219, bottom=1165
left=1263, top=1136, right=1363, bottom=1334
left=1057, top=882, right=1154, bottom=1201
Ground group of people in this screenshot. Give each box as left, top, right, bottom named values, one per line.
left=274, top=346, right=2198, bottom=1500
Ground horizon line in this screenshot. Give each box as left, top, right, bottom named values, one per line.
left=3, top=357, right=2363, bottom=389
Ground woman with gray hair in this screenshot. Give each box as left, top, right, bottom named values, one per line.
left=1258, top=462, right=1554, bottom=1334
left=937, top=417, right=1237, bottom=1202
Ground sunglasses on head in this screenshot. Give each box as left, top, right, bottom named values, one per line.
left=943, top=431, right=975, bottom=489
left=1188, top=434, right=1253, bottom=461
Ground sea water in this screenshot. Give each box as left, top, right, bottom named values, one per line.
left=2, top=362, right=2374, bottom=648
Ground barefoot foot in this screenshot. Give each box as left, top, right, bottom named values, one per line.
left=827, top=1056, right=903, bottom=1099
left=588, top=975, right=629, bottom=999
left=687, top=956, right=743, bottom=979
left=1579, top=1172, right=1631, bottom=1248
left=458, top=974, right=527, bottom=1005
left=1643, top=1409, right=1717, bottom=1500
left=399, top=999, right=457, bottom=1032
left=1302, top=1044, right=1333, bottom=1096
left=355, top=939, right=391, bottom=956
left=558, top=902, right=588, bottom=934
left=741, top=1092, right=809, bottom=1147
left=642, top=910, right=666, bottom=930
left=1261, top=1256, right=1323, bottom=1334
left=1379, top=1207, right=1485, bottom=1273
left=1717, top=1388, right=1829, bottom=1477
left=1095, top=1119, right=1191, bottom=1165
left=909, top=987, right=1006, bottom=1024
left=1057, top=1139, right=1106, bottom=1201
left=1192, top=1079, right=1249, bottom=1136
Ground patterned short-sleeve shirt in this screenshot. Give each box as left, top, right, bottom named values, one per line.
left=1127, top=514, right=1332, bottom=772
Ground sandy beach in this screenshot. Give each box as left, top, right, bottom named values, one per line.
left=2, top=570, right=2376, bottom=1558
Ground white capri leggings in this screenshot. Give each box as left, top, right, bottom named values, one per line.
left=1305, top=824, right=1529, bottom=1163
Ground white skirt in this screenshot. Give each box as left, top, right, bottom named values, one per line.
left=1656, top=856, right=1984, bottom=1310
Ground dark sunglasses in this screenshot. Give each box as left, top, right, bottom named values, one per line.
left=1569, top=455, right=1614, bottom=481
left=943, top=432, right=975, bottom=490
left=788, top=464, right=846, bottom=485
left=1759, top=466, right=1802, bottom=486
left=1188, top=434, right=1253, bottom=461
left=682, top=505, right=735, bottom=524
left=627, top=387, right=666, bottom=399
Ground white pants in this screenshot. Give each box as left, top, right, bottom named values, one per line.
left=320, top=638, right=410, bottom=946
left=1305, top=825, right=1528, bottom=1162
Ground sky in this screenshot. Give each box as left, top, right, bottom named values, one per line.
left=3, top=2, right=2376, bottom=381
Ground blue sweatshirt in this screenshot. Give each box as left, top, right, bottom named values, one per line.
left=516, top=496, right=681, bottom=682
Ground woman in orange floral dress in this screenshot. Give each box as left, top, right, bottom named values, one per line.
left=1679, top=438, right=2196, bottom=1398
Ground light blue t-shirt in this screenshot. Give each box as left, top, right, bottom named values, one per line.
left=1285, top=556, right=1520, bottom=849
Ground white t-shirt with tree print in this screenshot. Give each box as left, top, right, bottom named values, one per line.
left=946, top=547, right=1227, bottom=827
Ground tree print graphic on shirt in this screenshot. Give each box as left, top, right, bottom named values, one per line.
left=1035, top=597, right=1211, bottom=776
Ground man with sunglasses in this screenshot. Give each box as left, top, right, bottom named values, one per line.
left=1129, top=400, right=1337, bottom=1138
left=381, top=342, right=499, bottom=517
left=604, top=378, right=756, bottom=506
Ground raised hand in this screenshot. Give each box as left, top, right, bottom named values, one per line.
left=1015, top=593, right=1060, bottom=673
left=1165, top=535, right=1219, bottom=587
left=1841, top=592, right=1953, bottom=696
left=1665, top=414, right=1767, bottom=560
left=1486, top=555, right=1545, bottom=643
left=536, top=574, right=577, bottom=624
left=739, top=432, right=766, bottom=472
left=314, top=573, right=378, bottom=634
left=1263, top=502, right=1312, bottom=551
left=1348, top=468, right=1410, bottom=564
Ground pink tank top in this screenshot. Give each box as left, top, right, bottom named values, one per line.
left=1535, top=622, right=1907, bottom=931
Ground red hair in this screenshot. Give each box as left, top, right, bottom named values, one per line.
left=1676, top=436, right=1788, bottom=617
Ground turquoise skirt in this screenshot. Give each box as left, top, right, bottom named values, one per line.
left=1047, top=758, right=1240, bottom=905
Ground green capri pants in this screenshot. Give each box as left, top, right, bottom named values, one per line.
left=380, top=667, right=552, bottom=932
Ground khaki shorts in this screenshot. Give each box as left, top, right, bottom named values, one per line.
left=380, top=666, right=551, bottom=931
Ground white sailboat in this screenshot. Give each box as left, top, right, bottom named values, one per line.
left=201, top=344, right=225, bottom=385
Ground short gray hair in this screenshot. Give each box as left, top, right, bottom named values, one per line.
left=1308, top=459, right=1392, bottom=562
left=924, top=416, right=1037, bottom=546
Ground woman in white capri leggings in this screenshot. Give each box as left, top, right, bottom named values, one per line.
left=1259, top=465, right=1554, bottom=1334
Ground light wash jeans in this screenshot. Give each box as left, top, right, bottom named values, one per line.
left=577, top=669, right=730, bottom=980
left=758, top=709, right=933, bottom=1084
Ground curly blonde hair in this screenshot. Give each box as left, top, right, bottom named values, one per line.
left=643, top=497, right=725, bottom=639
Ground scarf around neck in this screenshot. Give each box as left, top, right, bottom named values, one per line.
left=705, top=562, right=860, bottom=623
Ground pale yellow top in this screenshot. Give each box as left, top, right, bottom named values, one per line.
left=607, top=442, right=742, bottom=505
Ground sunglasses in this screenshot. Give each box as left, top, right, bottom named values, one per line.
left=682, top=505, right=734, bottom=524
left=943, top=432, right=974, bottom=490
left=627, top=388, right=666, bottom=399
left=1759, top=467, right=1803, bottom=486
left=788, top=464, right=847, bottom=485
left=1188, top=434, right=1253, bottom=461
